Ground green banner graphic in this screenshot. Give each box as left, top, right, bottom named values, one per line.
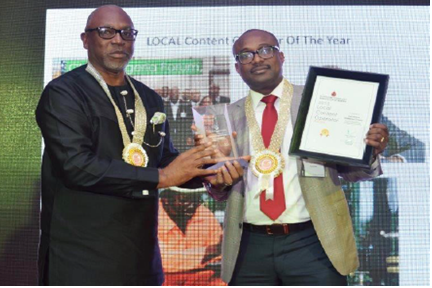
left=61, top=59, right=203, bottom=75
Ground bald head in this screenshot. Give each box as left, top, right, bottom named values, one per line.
left=85, top=5, right=133, bottom=30
left=233, top=29, right=279, bottom=56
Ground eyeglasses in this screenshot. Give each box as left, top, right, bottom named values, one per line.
left=235, top=45, right=280, bottom=65
left=85, top=27, right=138, bottom=41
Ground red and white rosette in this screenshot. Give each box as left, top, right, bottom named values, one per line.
left=250, top=149, right=284, bottom=200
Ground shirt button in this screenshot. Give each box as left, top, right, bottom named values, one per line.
left=142, top=190, right=149, bottom=196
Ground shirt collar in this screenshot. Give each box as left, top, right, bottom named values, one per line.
left=250, top=79, right=285, bottom=109
left=170, top=100, right=180, bottom=107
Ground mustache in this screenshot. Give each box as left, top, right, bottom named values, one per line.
left=250, top=64, right=270, bottom=73
left=109, top=50, right=130, bottom=57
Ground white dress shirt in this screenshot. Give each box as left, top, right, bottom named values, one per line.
left=170, top=101, right=180, bottom=121
left=244, top=80, right=311, bottom=225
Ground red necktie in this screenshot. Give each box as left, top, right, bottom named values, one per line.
left=259, top=95, right=286, bottom=220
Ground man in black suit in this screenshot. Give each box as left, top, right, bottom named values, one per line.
left=209, top=83, right=230, bottom=104
left=164, top=86, right=194, bottom=152
left=35, top=5, right=220, bottom=285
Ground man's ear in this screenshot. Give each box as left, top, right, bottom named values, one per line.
left=81, top=32, right=88, bottom=50
left=235, top=62, right=240, bottom=74
left=279, top=51, right=285, bottom=64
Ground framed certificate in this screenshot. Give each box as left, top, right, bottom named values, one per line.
left=289, top=66, right=389, bottom=168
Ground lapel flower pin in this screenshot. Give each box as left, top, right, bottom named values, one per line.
left=150, top=112, right=166, bottom=125
left=150, top=112, right=167, bottom=133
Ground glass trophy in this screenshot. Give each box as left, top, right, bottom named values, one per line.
left=193, top=104, right=245, bottom=169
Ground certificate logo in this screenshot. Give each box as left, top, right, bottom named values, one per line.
left=320, top=128, right=330, bottom=137
left=344, top=130, right=355, bottom=145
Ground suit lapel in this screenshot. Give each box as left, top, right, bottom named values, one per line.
left=290, top=85, right=302, bottom=126
left=230, top=97, right=249, bottom=156
left=291, top=85, right=331, bottom=207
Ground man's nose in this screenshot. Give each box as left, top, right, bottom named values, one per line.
left=251, top=52, right=264, bottom=64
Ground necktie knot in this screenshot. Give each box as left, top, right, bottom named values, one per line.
left=261, top=95, right=278, bottom=106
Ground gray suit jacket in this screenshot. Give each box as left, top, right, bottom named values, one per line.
left=210, top=84, right=382, bottom=283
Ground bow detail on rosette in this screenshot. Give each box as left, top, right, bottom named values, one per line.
left=252, top=150, right=284, bottom=200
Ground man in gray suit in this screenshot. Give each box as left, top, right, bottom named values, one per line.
left=204, top=29, right=389, bottom=285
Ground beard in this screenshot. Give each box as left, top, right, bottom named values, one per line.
left=102, top=57, right=130, bottom=73
left=101, top=48, right=132, bottom=73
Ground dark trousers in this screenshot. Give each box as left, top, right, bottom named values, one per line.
left=229, top=224, right=347, bottom=286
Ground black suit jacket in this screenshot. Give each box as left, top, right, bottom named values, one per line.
left=36, top=65, right=178, bottom=285
left=214, top=95, right=230, bottom=104
left=164, top=100, right=194, bottom=152
left=380, top=115, right=425, bottom=162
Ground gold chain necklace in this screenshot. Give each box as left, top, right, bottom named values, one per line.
left=245, top=79, right=293, bottom=198
left=86, top=63, right=149, bottom=167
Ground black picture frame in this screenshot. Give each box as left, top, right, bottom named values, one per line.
left=289, top=66, right=389, bottom=168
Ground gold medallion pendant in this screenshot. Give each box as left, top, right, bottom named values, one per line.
left=123, top=143, right=148, bottom=167
left=251, top=149, right=284, bottom=178
left=86, top=63, right=149, bottom=168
